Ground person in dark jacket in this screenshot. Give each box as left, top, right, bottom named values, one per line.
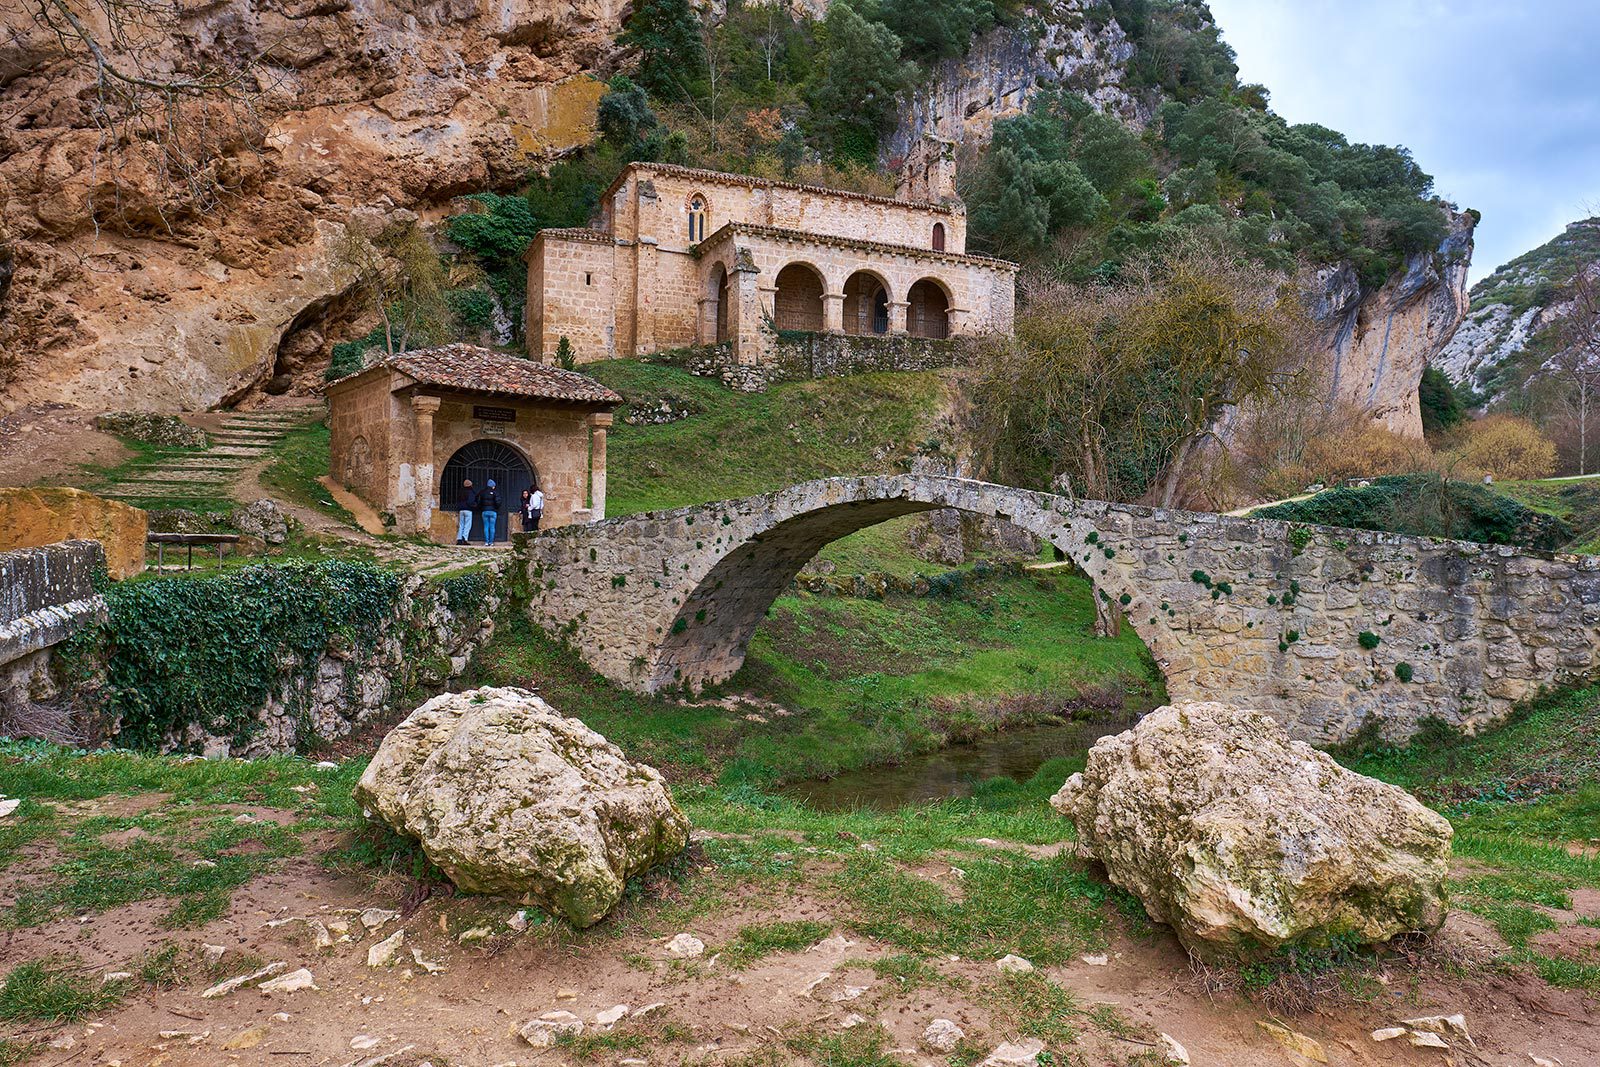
left=454, top=479, right=475, bottom=544
left=480, top=479, right=503, bottom=546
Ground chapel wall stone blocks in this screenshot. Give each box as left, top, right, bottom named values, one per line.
left=525, top=163, right=1016, bottom=371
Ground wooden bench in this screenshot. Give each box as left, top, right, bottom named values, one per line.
left=146, top=532, right=242, bottom=570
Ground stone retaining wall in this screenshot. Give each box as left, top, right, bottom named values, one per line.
left=518, top=475, right=1600, bottom=743
left=174, top=566, right=510, bottom=758
left=0, top=540, right=107, bottom=739
left=648, top=333, right=974, bottom=391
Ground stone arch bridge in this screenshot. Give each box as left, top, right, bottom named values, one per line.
left=516, top=475, right=1600, bottom=742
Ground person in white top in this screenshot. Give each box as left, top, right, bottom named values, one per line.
left=521, top=486, right=545, bottom=532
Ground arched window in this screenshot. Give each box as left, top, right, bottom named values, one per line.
left=688, top=196, right=707, bottom=243
left=932, top=222, right=946, bottom=252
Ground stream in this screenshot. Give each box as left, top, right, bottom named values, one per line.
left=780, top=715, right=1139, bottom=812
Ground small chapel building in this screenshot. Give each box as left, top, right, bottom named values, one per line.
left=324, top=344, right=621, bottom=543
left=524, top=163, right=1017, bottom=366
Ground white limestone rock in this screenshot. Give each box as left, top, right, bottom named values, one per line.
left=519, top=1010, right=584, bottom=1048
left=354, top=686, right=690, bottom=927
left=257, top=968, right=317, bottom=994
left=922, top=1018, right=964, bottom=1053
left=1051, top=702, right=1452, bottom=960
left=367, top=930, right=404, bottom=967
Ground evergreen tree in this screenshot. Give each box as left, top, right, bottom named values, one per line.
left=619, top=0, right=706, bottom=98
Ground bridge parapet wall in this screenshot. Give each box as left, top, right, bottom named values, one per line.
left=517, top=475, right=1600, bottom=743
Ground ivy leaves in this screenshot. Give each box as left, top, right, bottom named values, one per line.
left=91, top=561, right=401, bottom=750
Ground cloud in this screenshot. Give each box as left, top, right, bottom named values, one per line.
left=1204, top=0, right=1600, bottom=282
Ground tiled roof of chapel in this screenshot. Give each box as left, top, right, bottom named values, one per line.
left=330, top=344, right=621, bottom=405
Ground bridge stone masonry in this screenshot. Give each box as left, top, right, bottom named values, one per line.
left=515, top=475, right=1600, bottom=743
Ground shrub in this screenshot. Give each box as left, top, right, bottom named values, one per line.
left=555, top=336, right=577, bottom=370
left=1443, top=415, right=1559, bottom=480
left=1358, top=630, right=1381, bottom=650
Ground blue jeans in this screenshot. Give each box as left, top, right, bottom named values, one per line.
left=456, top=509, right=473, bottom=542
left=483, top=510, right=497, bottom=546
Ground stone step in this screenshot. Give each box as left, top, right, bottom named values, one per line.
left=119, top=474, right=232, bottom=487
left=158, top=456, right=255, bottom=469
left=205, top=446, right=276, bottom=458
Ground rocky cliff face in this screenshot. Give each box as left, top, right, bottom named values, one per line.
left=887, top=1, right=1144, bottom=199
left=888, top=3, right=1473, bottom=440
left=1308, top=212, right=1476, bottom=438
left=0, top=0, right=616, bottom=415
left=1437, top=218, right=1600, bottom=401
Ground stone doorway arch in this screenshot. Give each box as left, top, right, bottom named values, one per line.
left=842, top=271, right=890, bottom=336
left=773, top=263, right=825, bottom=332
left=908, top=278, right=950, bottom=339
left=439, top=439, right=535, bottom=542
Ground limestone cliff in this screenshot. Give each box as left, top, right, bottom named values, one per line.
left=886, top=2, right=1474, bottom=440
left=0, top=0, right=617, bottom=415
left=1437, top=218, right=1600, bottom=401
left=886, top=1, right=1144, bottom=199
left=1308, top=211, right=1476, bottom=438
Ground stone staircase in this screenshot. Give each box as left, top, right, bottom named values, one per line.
left=100, top=402, right=325, bottom=505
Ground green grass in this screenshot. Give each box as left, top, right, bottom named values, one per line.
left=585, top=363, right=951, bottom=517
left=0, top=957, right=125, bottom=1022
left=1340, top=684, right=1600, bottom=991
left=717, top=920, right=833, bottom=968
left=1493, top=477, right=1600, bottom=553
left=261, top=420, right=359, bottom=527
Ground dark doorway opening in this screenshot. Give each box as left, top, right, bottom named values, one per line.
left=440, top=439, right=535, bottom=541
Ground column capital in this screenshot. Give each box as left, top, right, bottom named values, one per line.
left=589, top=411, right=615, bottom=429
left=411, top=394, right=442, bottom=415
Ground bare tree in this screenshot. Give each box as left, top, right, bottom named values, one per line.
left=968, top=239, right=1309, bottom=508
left=1552, top=267, right=1600, bottom=474
left=337, top=220, right=454, bottom=360
left=14, top=0, right=267, bottom=227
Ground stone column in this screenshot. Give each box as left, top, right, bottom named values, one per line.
left=410, top=394, right=442, bottom=536
left=822, top=291, right=845, bottom=333
left=588, top=412, right=613, bottom=522
left=887, top=300, right=909, bottom=335
left=946, top=306, right=968, bottom=335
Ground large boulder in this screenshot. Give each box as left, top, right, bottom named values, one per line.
left=354, top=686, right=689, bottom=927
left=1051, top=701, right=1452, bottom=960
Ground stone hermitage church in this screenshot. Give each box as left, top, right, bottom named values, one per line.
left=524, top=162, right=1019, bottom=365
left=325, top=345, right=621, bottom=543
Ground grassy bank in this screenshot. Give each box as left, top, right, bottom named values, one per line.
left=1346, top=685, right=1600, bottom=991
left=584, top=362, right=952, bottom=517
left=466, top=567, right=1161, bottom=789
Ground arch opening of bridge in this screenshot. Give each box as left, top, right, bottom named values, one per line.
left=644, top=491, right=1151, bottom=696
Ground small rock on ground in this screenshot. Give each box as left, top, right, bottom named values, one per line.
left=980, top=1039, right=1045, bottom=1066
left=996, top=954, right=1034, bottom=974
left=520, top=1011, right=584, bottom=1048
left=367, top=930, right=405, bottom=967
left=665, top=932, right=705, bottom=958
left=923, top=1019, right=964, bottom=1053
left=257, top=968, right=317, bottom=994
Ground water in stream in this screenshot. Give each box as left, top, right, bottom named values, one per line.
left=780, top=715, right=1139, bottom=812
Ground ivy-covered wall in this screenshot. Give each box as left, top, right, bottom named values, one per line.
left=60, top=558, right=510, bottom=756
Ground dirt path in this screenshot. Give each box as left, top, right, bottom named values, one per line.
left=2, top=812, right=1595, bottom=1067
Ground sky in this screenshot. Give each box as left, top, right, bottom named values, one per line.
left=1205, top=0, right=1600, bottom=284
